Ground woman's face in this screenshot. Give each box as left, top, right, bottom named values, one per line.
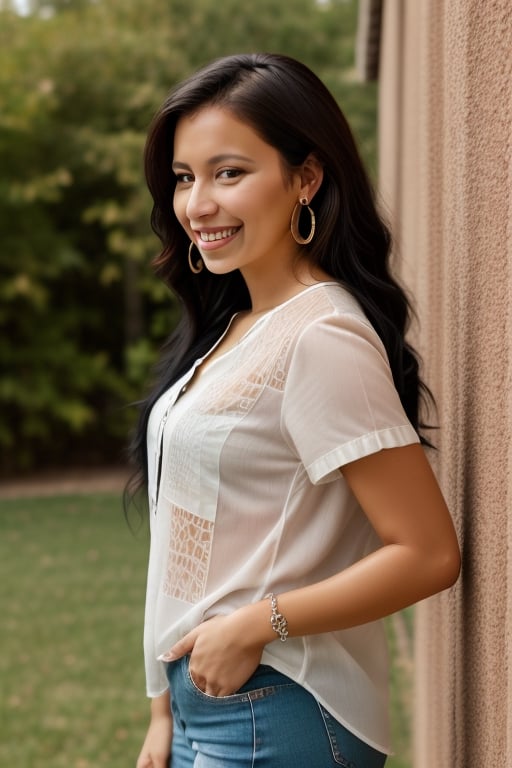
left=172, top=106, right=303, bottom=281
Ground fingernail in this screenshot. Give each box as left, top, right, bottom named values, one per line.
left=158, top=651, right=176, bottom=662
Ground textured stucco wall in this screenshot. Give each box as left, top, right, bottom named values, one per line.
left=378, top=1, right=512, bottom=766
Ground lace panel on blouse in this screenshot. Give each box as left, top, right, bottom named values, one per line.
left=163, top=504, right=214, bottom=602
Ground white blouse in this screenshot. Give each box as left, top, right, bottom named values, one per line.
left=145, top=282, right=419, bottom=753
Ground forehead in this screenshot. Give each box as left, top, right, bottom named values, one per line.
left=173, top=106, right=277, bottom=161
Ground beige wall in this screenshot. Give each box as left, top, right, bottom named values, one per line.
left=378, top=1, right=512, bottom=765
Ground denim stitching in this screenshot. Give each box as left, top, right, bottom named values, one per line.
left=247, top=683, right=295, bottom=701
left=317, top=702, right=354, bottom=767
left=186, top=665, right=295, bottom=704
left=249, top=696, right=256, bottom=768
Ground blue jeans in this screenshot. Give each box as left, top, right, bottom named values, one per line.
left=166, top=657, right=387, bottom=767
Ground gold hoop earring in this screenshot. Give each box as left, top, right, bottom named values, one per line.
left=290, top=197, right=316, bottom=245
left=188, top=241, right=203, bottom=274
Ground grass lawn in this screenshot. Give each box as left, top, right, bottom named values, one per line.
left=0, top=492, right=412, bottom=767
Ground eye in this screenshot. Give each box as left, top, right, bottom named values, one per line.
left=175, top=172, right=194, bottom=184
left=217, top=168, right=243, bottom=181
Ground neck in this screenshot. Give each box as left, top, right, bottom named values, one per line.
left=242, top=263, right=332, bottom=315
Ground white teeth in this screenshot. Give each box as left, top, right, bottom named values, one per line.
left=199, top=228, right=238, bottom=242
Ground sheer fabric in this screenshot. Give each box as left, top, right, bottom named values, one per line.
left=145, top=282, right=419, bottom=753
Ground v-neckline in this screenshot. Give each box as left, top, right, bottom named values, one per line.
left=178, top=281, right=339, bottom=397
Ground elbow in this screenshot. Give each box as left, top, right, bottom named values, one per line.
left=430, top=542, right=461, bottom=594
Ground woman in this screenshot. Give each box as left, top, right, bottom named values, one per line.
left=132, top=53, right=460, bottom=768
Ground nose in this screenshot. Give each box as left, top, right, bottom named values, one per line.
left=185, top=180, right=218, bottom=221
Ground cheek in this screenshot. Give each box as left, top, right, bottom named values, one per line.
left=234, top=184, right=286, bottom=224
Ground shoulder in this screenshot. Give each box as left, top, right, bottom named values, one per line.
left=287, top=283, right=387, bottom=362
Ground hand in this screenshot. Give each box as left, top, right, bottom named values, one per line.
left=136, top=709, right=172, bottom=768
left=162, top=612, right=268, bottom=697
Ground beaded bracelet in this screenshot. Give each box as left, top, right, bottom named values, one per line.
left=265, top=592, right=289, bottom=642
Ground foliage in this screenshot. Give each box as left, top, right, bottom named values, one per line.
left=0, top=0, right=377, bottom=473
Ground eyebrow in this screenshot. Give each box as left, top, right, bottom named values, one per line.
left=172, top=153, right=255, bottom=171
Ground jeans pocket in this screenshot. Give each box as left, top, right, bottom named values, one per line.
left=185, top=662, right=233, bottom=701
left=184, top=657, right=295, bottom=704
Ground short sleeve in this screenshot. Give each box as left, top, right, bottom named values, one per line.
left=281, top=312, right=419, bottom=484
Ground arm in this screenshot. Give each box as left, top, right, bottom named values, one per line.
left=136, top=691, right=173, bottom=768
left=255, top=443, right=460, bottom=634
left=167, top=443, right=460, bottom=695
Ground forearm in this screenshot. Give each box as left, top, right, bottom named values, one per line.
left=150, top=690, right=172, bottom=720
left=236, top=540, right=459, bottom=645
left=137, top=691, right=173, bottom=768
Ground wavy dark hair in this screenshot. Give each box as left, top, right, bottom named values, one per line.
left=128, top=52, right=434, bottom=496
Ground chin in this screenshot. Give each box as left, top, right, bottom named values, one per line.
left=203, top=261, right=241, bottom=276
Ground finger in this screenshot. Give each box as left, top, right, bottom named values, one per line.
left=158, top=631, right=196, bottom=662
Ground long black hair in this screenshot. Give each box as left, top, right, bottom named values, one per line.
left=129, top=52, right=433, bottom=494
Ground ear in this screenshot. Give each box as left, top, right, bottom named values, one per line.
left=299, top=153, right=324, bottom=203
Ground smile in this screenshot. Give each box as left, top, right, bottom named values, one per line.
left=198, top=227, right=240, bottom=242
